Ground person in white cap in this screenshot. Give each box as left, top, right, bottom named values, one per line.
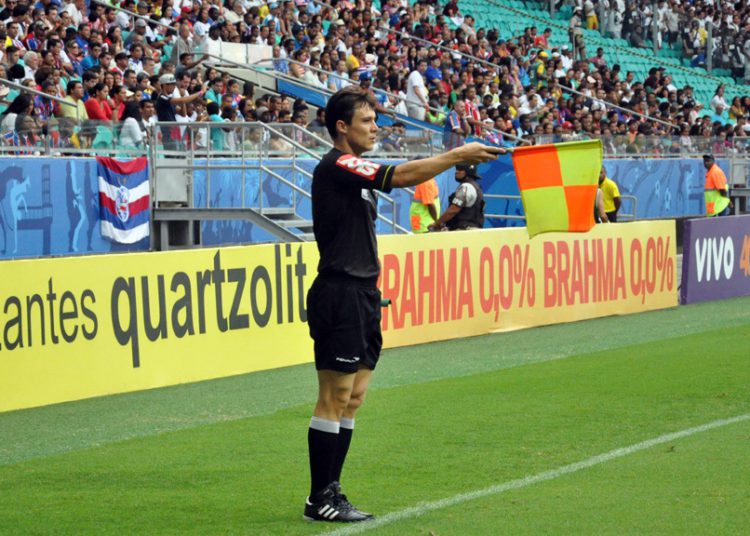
left=155, top=73, right=205, bottom=150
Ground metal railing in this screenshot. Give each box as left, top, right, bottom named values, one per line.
left=534, top=134, right=750, bottom=157
left=0, top=118, right=149, bottom=157
left=149, top=121, right=409, bottom=234
left=485, top=192, right=639, bottom=223
left=485, top=193, right=526, bottom=223
left=0, top=77, right=80, bottom=121
left=619, top=194, right=638, bottom=221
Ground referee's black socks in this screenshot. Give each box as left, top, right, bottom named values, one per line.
left=308, top=417, right=340, bottom=497
left=331, top=417, right=354, bottom=483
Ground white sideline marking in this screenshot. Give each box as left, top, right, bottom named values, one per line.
left=323, top=414, right=750, bottom=535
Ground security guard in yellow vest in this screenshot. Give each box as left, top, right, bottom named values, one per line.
left=703, top=155, right=732, bottom=216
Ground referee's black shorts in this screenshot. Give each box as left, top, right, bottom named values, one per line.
left=306, top=274, right=383, bottom=374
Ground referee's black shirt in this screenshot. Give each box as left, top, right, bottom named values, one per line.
left=312, top=148, right=395, bottom=280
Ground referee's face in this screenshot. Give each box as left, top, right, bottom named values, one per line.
left=341, top=104, right=378, bottom=155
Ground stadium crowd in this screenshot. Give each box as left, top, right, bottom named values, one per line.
left=0, top=0, right=750, bottom=154
left=564, top=0, right=750, bottom=80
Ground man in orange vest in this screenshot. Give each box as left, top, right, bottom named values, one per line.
left=703, top=155, right=732, bottom=216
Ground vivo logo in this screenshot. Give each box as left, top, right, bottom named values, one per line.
left=695, top=237, right=734, bottom=282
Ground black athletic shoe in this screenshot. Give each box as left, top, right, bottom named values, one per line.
left=330, top=481, right=374, bottom=519
left=303, top=483, right=371, bottom=522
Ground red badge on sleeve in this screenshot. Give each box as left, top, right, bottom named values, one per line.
left=335, top=154, right=381, bottom=180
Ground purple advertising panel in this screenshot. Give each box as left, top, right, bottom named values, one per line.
left=681, top=214, right=750, bottom=304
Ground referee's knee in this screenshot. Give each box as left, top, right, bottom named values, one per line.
left=346, top=391, right=366, bottom=413
left=316, top=385, right=352, bottom=415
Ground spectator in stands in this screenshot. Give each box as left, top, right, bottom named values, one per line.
left=443, top=98, right=470, bottom=150
left=172, top=21, right=194, bottom=62
left=711, top=85, right=729, bottom=115
left=607, top=0, right=625, bottom=39
left=119, top=101, right=145, bottom=149
left=682, top=20, right=706, bottom=64
left=599, top=166, right=621, bottom=222
left=81, top=42, right=102, bottom=71
left=85, top=82, right=113, bottom=121
left=156, top=73, right=205, bottom=151
left=58, top=80, right=88, bottom=121
left=109, top=84, right=131, bottom=121
left=406, top=58, right=429, bottom=120
left=589, top=48, right=607, bottom=69
left=629, top=22, right=648, bottom=49
left=381, top=121, right=405, bottom=153
left=583, top=0, right=598, bottom=30
left=569, top=8, right=587, bottom=60
left=206, top=101, right=226, bottom=150
left=0, top=94, right=32, bottom=140
left=205, top=78, right=225, bottom=105
left=425, top=55, right=442, bottom=86
left=328, top=59, right=350, bottom=91
left=34, top=80, right=57, bottom=122
left=534, top=27, right=552, bottom=49
left=141, top=99, right=156, bottom=128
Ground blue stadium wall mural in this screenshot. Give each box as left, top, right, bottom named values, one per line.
left=0, top=158, right=149, bottom=260
left=0, top=156, right=726, bottom=261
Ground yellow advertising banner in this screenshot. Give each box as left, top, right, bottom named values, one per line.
left=377, top=220, right=677, bottom=347
left=0, top=221, right=676, bottom=412
left=0, top=244, right=317, bottom=413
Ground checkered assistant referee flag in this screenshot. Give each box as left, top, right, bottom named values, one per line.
left=511, top=140, right=603, bottom=238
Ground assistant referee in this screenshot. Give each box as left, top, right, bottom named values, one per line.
left=304, top=86, right=505, bottom=523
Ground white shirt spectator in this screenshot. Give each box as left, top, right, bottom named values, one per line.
left=119, top=117, right=144, bottom=147
left=64, top=2, right=84, bottom=26
left=328, top=72, right=350, bottom=91
left=116, top=10, right=132, bottom=30
left=561, top=52, right=574, bottom=70
left=129, top=58, right=143, bottom=74
left=224, top=8, right=242, bottom=25
left=193, top=20, right=210, bottom=39
left=590, top=98, right=607, bottom=112
left=583, top=0, right=596, bottom=18
left=176, top=109, right=198, bottom=139
left=407, top=70, right=426, bottom=103
left=711, top=93, right=728, bottom=113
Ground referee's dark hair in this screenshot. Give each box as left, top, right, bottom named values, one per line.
left=325, top=86, right=378, bottom=140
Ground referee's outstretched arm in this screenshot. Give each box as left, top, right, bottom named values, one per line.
left=390, top=142, right=508, bottom=188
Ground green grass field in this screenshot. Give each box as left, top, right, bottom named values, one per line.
left=1, top=297, right=749, bottom=535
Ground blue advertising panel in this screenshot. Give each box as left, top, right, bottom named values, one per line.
left=0, top=155, right=725, bottom=260
left=191, top=158, right=455, bottom=244
left=479, top=156, right=719, bottom=223
left=605, top=158, right=722, bottom=218
left=0, top=158, right=148, bottom=261
left=477, top=154, right=525, bottom=228
left=680, top=214, right=750, bottom=304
